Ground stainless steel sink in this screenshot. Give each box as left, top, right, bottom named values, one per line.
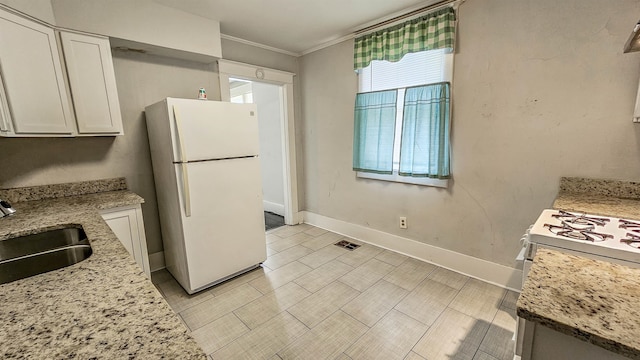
left=0, top=227, right=92, bottom=285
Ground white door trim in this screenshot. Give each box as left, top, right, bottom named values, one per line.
left=217, top=59, right=301, bottom=225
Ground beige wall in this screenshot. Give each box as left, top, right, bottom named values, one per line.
left=0, top=38, right=299, bottom=256
left=298, top=0, right=640, bottom=267
left=221, top=38, right=298, bottom=73
left=0, top=0, right=55, bottom=23
left=52, top=0, right=222, bottom=58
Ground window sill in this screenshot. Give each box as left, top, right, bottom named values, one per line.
left=356, top=171, right=448, bottom=188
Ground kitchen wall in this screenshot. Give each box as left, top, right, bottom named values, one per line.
left=298, top=0, right=640, bottom=267
left=0, top=52, right=219, bottom=255
left=0, top=4, right=300, bottom=257
left=0, top=0, right=55, bottom=23
left=51, top=0, right=222, bottom=59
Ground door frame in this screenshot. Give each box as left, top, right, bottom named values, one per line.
left=217, top=59, right=301, bottom=225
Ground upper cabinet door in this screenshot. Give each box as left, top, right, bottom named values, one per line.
left=0, top=9, right=74, bottom=134
left=60, top=31, right=123, bottom=135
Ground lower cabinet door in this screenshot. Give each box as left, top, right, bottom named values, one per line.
left=100, top=205, right=150, bottom=277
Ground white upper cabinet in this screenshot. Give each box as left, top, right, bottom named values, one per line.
left=0, top=6, right=124, bottom=137
left=60, top=31, right=123, bottom=135
left=0, top=9, right=75, bottom=135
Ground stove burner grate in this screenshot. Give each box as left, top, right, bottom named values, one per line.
left=621, top=232, right=640, bottom=249
left=619, top=219, right=640, bottom=233
left=544, top=223, right=613, bottom=242
left=552, top=210, right=610, bottom=227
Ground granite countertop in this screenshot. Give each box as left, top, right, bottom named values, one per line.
left=517, top=248, right=640, bottom=359
left=553, top=192, right=640, bottom=220
left=517, top=177, right=640, bottom=359
left=0, top=179, right=205, bottom=359
left=553, top=176, right=640, bottom=220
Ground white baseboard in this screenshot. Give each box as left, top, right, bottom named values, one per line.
left=149, top=251, right=166, bottom=272
left=264, top=200, right=285, bottom=216
left=301, top=211, right=522, bottom=291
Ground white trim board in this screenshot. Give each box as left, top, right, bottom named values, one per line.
left=221, top=33, right=301, bottom=57
left=302, top=211, right=522, bottom=291
left=264, top=200, right=285, bottom=217
left=149, top=251, right=166, bottom=272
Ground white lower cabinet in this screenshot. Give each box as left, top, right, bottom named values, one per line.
left=519, top=319, right=629, bottom=360
left=100, top=204, right=150, bottom=277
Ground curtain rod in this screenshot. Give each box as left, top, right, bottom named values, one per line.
left=354, top=0, right=457, bottom=36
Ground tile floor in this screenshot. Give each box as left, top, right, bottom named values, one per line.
left=151, top=224, right=518, bottom=360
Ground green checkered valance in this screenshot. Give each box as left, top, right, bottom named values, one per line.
left=353, top=7, right=456, bottom=70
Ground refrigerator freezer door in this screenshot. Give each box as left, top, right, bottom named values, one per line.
left=169, top=98, right=259, bottom=162
left=175, top=156, right=267, bottom=292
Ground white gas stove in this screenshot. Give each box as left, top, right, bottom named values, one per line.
left=515, top=209, right=640, bottom=360
left=525, top=209, right=640, bottom=268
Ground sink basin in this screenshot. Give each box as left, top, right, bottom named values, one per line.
left=0, top=227, right=92, bottom=285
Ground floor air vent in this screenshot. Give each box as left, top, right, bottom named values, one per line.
left=334, top=240, right=361, bottom=251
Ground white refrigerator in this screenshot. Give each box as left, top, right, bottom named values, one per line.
left=145, top=98, right=267, bottom=294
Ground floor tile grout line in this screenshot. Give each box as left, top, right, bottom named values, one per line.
left=337, top=277, right=416, bottom=355
left=337, top=308, right=375, bottom=357
left=339, top=283, right=430, bottom=359
left=370, top=276, right=440, bottom=330
left=200, top=312, right=250, bottom=357
left=283, top=309, right=313, bottom=332
left=408, top=286, right=491, bottom=358
left=393, top=306, right=435, bottom=329
left=277, top=307, right=371, bottom=360
left=234, top=283, right=313, bottom=331
left=476, top=300, right=514, bottom=360
left=388, top=265, right=440, bottom=293
left=374, top=253, right=410, bottom=267
left=270, top=310, right=314, bottom=358
left=231, top=308, right=254, bottom=331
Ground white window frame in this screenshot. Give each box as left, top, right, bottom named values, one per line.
left=356, top=51, right=453, bottom=188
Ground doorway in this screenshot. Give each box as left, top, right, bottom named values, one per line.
left=218, top=60, right=300, bottom=227
left=229, top=79, right=286, bottom=230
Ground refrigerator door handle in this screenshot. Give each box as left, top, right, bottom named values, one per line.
left=173, top=105, right=192, bottom=217
left=173, top=105, right=189, bottom=163
left=181, top=162, right=192, bottom=217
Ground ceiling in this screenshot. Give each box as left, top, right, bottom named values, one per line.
left=153, top=0, right=438, bottom=55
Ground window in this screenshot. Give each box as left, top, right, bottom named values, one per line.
left=352, top=7, right=456, bottom=187
left=354, top=50, right=453, bottom=187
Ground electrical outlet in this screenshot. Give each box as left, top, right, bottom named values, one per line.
left=399, top=216, right=407, bottom=229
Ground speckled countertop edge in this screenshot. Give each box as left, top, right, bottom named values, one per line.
left=0, top=189, right=206, bottom=359
left=0, top=177, right=128, bottom=203
left=517, top=177, right=640, bottom=359
left=553, top=192, right=640, bottom=220
left=560, top=177, right=640, bottom=200
left=517, top=249, right=640, bottom=359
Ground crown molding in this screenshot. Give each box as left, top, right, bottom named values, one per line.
left=220, top=33, right=301, bottom=57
